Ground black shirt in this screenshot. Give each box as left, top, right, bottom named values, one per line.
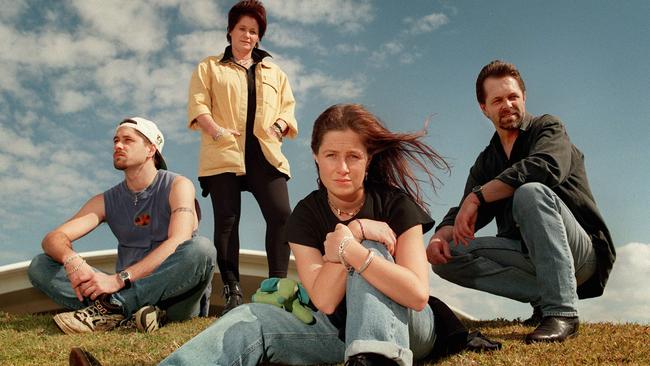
left=437, top=113, right=615, bottom=299
left=287, top=184, right=434, bottom=331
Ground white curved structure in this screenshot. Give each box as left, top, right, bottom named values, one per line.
left=0, top=249, right=475, bottom=321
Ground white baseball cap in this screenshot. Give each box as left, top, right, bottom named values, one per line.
left=117, top=117, right=167, bottom=170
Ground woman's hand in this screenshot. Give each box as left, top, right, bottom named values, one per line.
left=352, top=219, right=396, bottom=255
left=324, top=223, right=355, bottom=263
left=213, top=125, right=241, bottom=140
left=265, top=119, right=287, bottom=141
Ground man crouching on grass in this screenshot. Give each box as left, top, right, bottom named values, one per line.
left=28, top=117, right=216, bottom=334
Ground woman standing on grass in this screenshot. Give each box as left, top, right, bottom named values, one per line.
left=159, top=104, right=451, bottom=365
left=187, top=0, right=297, bottom=316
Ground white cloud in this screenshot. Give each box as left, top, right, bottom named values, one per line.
left=176, top=0, right=227, bottom=29
left=431, top=242, right=650, bottom=324
left=265, top=24, right=319, bottom=49
left=175, top=31, right=229, bottom=63
left=0, top=23, right=118, bottom=68
left=71, top=0, right=167, bottom=54
left=334, top=43, right=368, bottom=54
left=370, top=40, right=404, bottom=64
left=55, top=90, right=94, bottom=114
left=265, top=0, right=374, bottom=32
left=0, top=0, right=26, bottom=21
left=579, top=242, right=650, bottom=323
left=273, top=54, right=365, bottom=101
left=405, top=12, right=449, bottom=35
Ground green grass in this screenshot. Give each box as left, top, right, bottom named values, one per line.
left=1, top=312, right=648, bottom=365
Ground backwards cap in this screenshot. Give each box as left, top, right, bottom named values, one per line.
left=117, top=117, right=167, bottom=170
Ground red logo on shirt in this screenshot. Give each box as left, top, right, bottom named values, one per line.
left=134, top=213, right=151, bottom=227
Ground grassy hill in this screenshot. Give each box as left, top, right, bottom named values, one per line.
left=1, top=312, right=648, bottom=365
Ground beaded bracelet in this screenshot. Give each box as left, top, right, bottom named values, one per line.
left=66, top=259, right=86, bottom=274
left=63, top=253, right=81, bottom=266
left=337, top=236, right=354, bottom=272
left=355, top=219, right=365, bottom=241
left=357, top=250, right=375, bottom=274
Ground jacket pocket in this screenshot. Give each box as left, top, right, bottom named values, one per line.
left=262, top=75, right=279, bottom=111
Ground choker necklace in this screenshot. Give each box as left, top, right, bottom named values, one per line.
left=328, top=198, right=364, bottom=217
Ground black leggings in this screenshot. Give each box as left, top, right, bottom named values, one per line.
left=202, top=172, right=291, bottom=283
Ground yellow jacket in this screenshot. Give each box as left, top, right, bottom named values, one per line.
left=187, top=50, right=297, bottom=178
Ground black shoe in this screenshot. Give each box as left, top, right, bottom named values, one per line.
left=221, top=281, right=243, bottom=316
left=69, top=347, right=102, bottom=366
left=525, top=316, right=579, bottom=344
left=344, top=353, right=398, bottom=366
left=522, top=306, right=543, bottom=327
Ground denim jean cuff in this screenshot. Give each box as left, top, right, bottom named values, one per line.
left=544, top=311, right=579, bottom=318
left=345, top=340, right=412, bottom=366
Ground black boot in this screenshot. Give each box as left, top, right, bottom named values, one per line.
left=221, top=281, right=243, bottom=316
left=522, top=305, right=543, bottom=326
left=69, top=347, right=102, bottom=366
left=525, top=316, right=579, bottom=344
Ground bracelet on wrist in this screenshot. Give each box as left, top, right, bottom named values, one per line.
left=355, top=219, right=365, bottom=241
left=357, top=249, right=375, bottom=274
left=67, top=259, right=86, bottom=274
left=63, top=253, right=81, bottom=266
left=337, top=236, right=354, bottom=273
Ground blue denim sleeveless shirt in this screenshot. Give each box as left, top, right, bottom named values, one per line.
left=104, top=170, right=178, bottom=272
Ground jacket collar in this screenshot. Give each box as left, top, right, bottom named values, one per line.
left=219, top=45, right=272, bottom=65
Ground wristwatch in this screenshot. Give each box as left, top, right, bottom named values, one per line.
left=471, top=185, right=487, bottom=205
left=118, top=270, right=132, bottom=289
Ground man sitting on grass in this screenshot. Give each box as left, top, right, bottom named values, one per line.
left=28, top=117, right=216, bottom=334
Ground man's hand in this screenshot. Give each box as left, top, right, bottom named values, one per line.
left=453, top=194, right=480, bottom=246
left=427, top=227, right=453, bottom=265
left=69, top=264, right=122, bottom=301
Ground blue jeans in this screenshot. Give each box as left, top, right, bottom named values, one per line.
left=160, top=241, right=436, bottom=366
left=433, top=183, right=597, bottom=317
left=28, top=236, right=216, bottom=320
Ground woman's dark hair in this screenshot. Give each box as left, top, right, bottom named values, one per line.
left=311, top=104, right=449, bottom=208
left=226, top=0, right=267, bottom=44
left=476, top=60, right=526, bottom=104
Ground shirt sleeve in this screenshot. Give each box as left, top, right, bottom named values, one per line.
left=386, top=190, right=435, bottom=236
left=496, top=115, right=573, bottom=189
left=286, top=196, right=324, bottom=253
left=436, top=153, right=496, bottom=232
left=187, top=59, right=214, bottom=129
left=275, top=70, right=298, bottom=139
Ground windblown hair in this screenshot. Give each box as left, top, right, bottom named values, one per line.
left=311, top=104, right=449, bottom=209
left=476, top=60, right=526, bottom=104
left=226, top=0, right=267, bottom=44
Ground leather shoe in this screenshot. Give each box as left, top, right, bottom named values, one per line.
left=525, top=316, right=579, bottom=344
left=344, top=353, right=398, bottom=366
left=522, top=306, right=543, bottom=326
left=69, top=347, right=102, bottom=366
left=221, top=281, right=243, bottom=316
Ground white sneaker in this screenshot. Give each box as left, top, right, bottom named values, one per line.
left=53, top=295, right=124, bottom=334
left=134, top=305, right=166, bottom=333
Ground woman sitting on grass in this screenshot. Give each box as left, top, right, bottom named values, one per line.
left=157, top=103, right=450, bottom=365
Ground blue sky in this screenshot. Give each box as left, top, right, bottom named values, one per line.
left=1, top=0, right=648, bottom=323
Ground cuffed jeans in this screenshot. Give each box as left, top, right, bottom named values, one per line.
left=160, top=241, right=436, bottom=366
left=433, top=183, right=597, bottom=317
left=28, top=236, right=216, bottom=320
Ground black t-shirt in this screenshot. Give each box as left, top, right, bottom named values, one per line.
left=287, top=183, right=434, bottom=331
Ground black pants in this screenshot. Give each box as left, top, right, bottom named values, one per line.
left=201, top=172, right=291, bottom=283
